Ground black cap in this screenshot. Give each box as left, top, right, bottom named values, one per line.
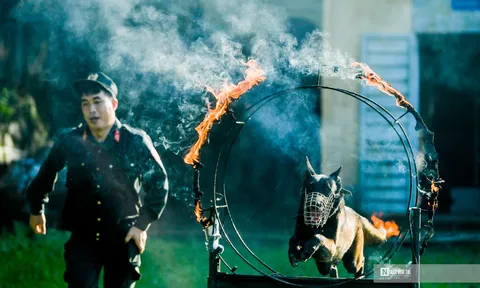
left=73, top=72, right=118, bottom=98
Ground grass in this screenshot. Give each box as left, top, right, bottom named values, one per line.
left=0, top=223, right=479, bottom=288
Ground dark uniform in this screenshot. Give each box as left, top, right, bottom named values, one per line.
left=26, top=73, right=168, bottom=288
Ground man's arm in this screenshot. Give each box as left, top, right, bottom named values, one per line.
left=134, top=132, right=169, bottom=231
left=26, top=134, right=66, bottom=215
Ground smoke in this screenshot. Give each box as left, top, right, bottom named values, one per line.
left=11, top=0, right=361, bottom=202
left=12, top=0, right=358, bottom=141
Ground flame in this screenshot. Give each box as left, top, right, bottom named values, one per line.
left=352, top=62, right=413, bottom=111
left=194, top=200, right=212, bottom=227
left=431, top=180, right=440, bottom=193
left=428, top=180, right=441, bottom=210
left=184, top=59, right=266, bottom=166
left=194, top=201, right=205, bottom=222
left=371, top=213, right=400, bottom=238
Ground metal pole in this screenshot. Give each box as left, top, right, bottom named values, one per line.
left=207, top=248, right=219, bottom=288
left=411, top=207, right=421, bottom=287
left=474, top=98, right=479, bottom=187
left=207, top=213, right=222, bottom=288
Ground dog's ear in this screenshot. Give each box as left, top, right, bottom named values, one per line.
left=305, top=156, right=316, bottom=177
left=329, top=166, right=343, bottom=180
left=340, top=188, right=353, bottom=196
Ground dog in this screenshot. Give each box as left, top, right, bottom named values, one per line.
left=288, top=157, right=387, bottom=278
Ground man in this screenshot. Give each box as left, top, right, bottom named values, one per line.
left=26, top=72, right=169, bottom=287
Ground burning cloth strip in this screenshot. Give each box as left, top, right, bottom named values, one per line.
left=184, top=60, right=266, bottom=228
left=184, top=60, right=266, bottom=166
left=353, top=62, right=443, bottom=255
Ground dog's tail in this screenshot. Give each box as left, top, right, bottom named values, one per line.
left=360, top=215, right=387, bottom=245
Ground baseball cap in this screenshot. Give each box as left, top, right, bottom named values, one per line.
left=73, top=72, right=118, bottom=98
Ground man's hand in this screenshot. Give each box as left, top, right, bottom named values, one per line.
left=29, top=214, right=46, bottom=234
left=124, top=226, right=147, bottom=254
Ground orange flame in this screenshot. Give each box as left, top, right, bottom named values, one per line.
left=431, top=180, right=440, bottom=193
left=184, top=59, right=266, bottom=165
left=352, top=62, right=413, bottom=111
left=194, top=201, right=212, bottom=227
left=427, top=180, right=441, bottom=210
left=371, top=213, right=400, bottom=238
left=428, top=180, right=440, bottom=211
left=354, top=61, right=444, bottom=215
left=194, top=201, right=205, bottom=222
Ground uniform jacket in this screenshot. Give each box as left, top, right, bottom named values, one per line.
left=26, top=119, right=168, bottom=234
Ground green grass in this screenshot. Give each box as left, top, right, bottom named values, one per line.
left=0, top=223, right=479, bottom=288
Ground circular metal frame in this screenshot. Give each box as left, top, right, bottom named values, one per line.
left=210, top=85, right=419, bottom=287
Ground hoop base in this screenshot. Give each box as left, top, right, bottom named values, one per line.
left=213, top=273, right=415, bottom=288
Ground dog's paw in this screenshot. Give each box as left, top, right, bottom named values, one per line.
left=299, top=236, right=326, bottom=262
left=299, top=241, right=319, bottom=261
left=289, top=253, right=299, bottom=267
left=289, top=248, right=303, bottom=267
left=299, top=247, right=316, bottom=262
left=288, top=245, right=302, bottom=267
left=288, top=236, right=302, bottom=267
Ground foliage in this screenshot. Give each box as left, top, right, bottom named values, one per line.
left=0, top=85, right=48, bottom=160
left=0, top=87, right=15, bottom=123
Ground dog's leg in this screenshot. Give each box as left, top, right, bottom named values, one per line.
left=344, top=252, right=364, bottom=278
left=300, top=234, right=336, bottom=262
left=354, top=258, right=365, bottom=279
left=315, top=234, right=336, bottom=261
left=343, top=223, right=365, bottom=278
left=298, top=235, right=321, bottom=261
left=315, top=261, right=331, bottom=276
left=288, top=235, right=302, bottom=267
left=315, top=260, right=339, bottom=278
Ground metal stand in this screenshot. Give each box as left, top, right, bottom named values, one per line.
left=410, top=207, right=422, bottom=288
left=205, top=209, right=422, bottom=288
left=205, top=213, right=224, bottom=288
left=194, top=85, right=436, bottom=288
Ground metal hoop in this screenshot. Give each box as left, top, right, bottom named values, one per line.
left=211, top=85, right=419, bottom=287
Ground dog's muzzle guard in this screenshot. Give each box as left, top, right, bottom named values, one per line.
left=303, top=190, right=338, bottom=228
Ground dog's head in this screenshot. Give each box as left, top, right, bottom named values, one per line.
left=302, top=156, right=352, bottom=228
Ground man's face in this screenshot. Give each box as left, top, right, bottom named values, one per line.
left=81, top=90, right=118, bottom=132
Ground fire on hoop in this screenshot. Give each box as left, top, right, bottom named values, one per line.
left=353, top=61, right=443, bottom=255
left=184, top=60, right=266, bottom=167
left=184, top=59, right=266, bottom=228
left=353, top=61, right=443, bottom=212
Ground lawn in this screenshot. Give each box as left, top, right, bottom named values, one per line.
left=0, top=223, right=478, bottom=288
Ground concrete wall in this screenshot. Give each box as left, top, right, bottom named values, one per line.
left=321, top=0, right=413, bottom=189
left=265, top=0, right=324, bottom=29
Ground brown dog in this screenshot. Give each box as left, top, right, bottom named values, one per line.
left=288, top=157, right=387, bottom=278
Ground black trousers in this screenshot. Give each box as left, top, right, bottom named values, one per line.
left=63, top=232, right=141, bottom=288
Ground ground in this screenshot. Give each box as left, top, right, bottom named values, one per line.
left=0, top=223, right=479, bottom=288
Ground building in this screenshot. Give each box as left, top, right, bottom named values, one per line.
left=321, top=0, right=480, bottom=216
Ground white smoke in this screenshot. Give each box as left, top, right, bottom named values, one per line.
left=11, top=0, right=359, bottom=156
